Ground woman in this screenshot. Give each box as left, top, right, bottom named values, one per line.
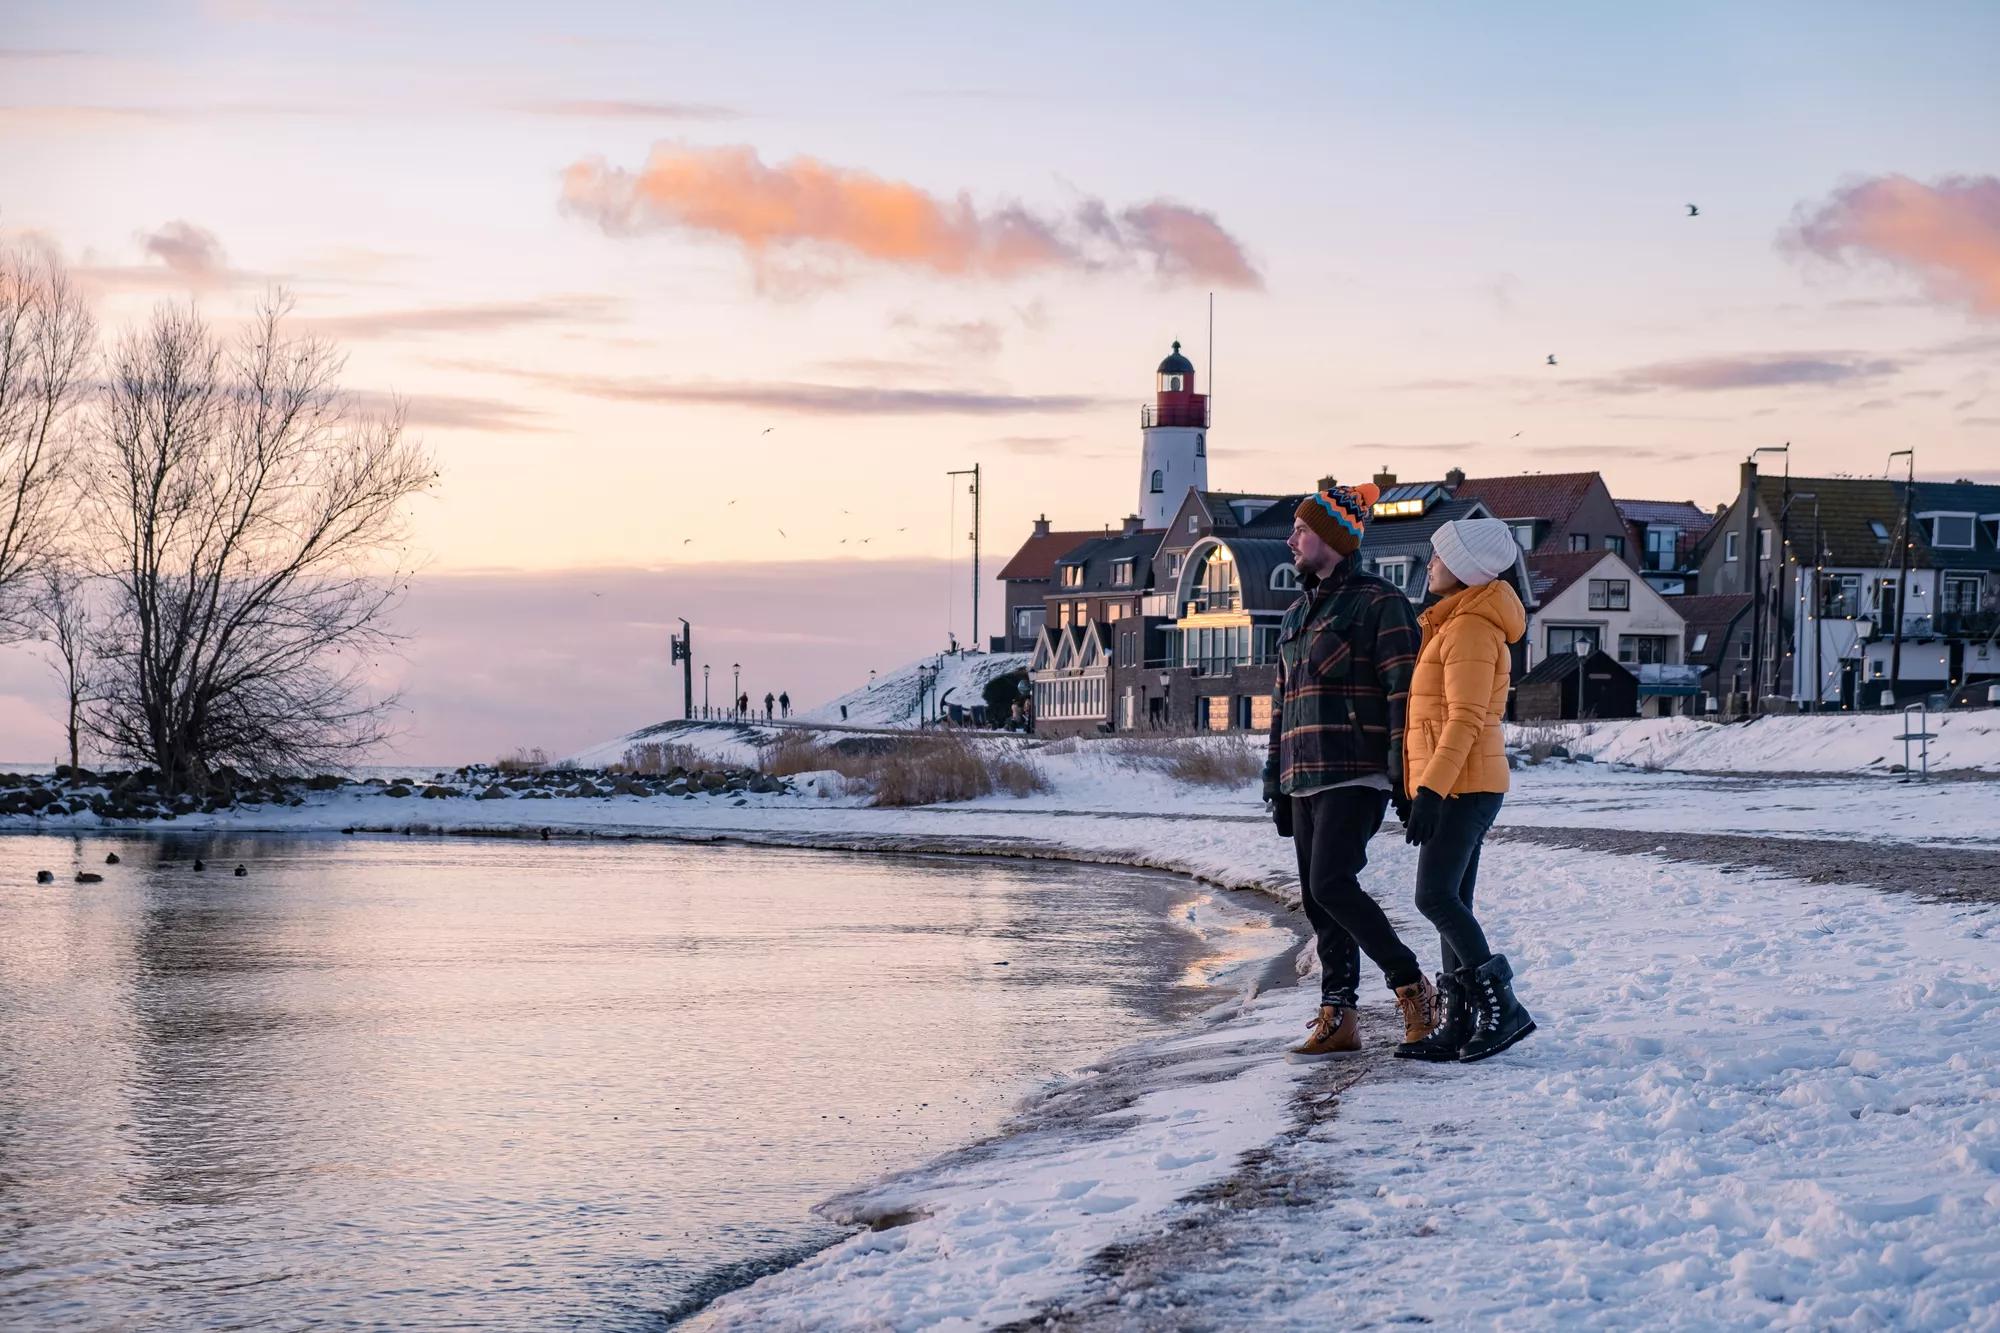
left=1395, top=517, right=1536, bottom=1062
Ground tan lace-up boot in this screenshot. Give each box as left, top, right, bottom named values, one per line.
left=1394, top=975, right=1439, bottom=1045
left=1287, top=1003, right=1361, bottom=1062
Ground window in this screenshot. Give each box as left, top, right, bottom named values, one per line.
left=1643, top=525, right=1679, bottom=571
left=1166, top=551, right=1183, bottom=579
left=1739, top=637, right=1753, bottom=660
left=1150, top=469, right=1164, bottom=494
left=1547, top=626, right=1598, bottom=658
left=1821, top=573, right=1861, bottom=618
left=1074, top=601, right=1090, bottom=626
left=1569, top=533, right=1591, bottom=552
left=1605, top=535, right=1625, bottom=557
left=1870, top=521, right=1890, bottom=540
left=1587, top=578, right=1630, bottom=611
left=1161, top=374, right=1184, bottom=392
left=1250, top=695, right=1273, bottom=729
left=1204, top=696, right=1231, bottom=731
left=1057, top=602, right=1073, bottom=629
left=1060, top=564, right=1083, bottom=588
left=1930, top=514, right=1976, bottom=548
left=1758, top=529, right=1772, bottom=561
left=1873, top=577, right=1899, bottom=624
left=1377, top=557, right=1412, bottom=590
left=1188, top=545, right=1242, bottom=614
left=1725, top=532, right=1740, bottom=562
left=1691, top=632, right=1709, bottom=653
left=1111, top=559, right=1134, bottom=587
left=1510, top=522, right=1537, bottom=550
left=1619, top=635, right=1671, bottom=665
left=1271, top=564, right=1300, bottom=591
left=1943, top=575, right=1981, bottom=615
left=1195, top=433, right=1206, bottom=457
left=1187, top=514, right=1199, bottom=534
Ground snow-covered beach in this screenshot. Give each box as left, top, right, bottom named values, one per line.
left=7, top=715, right=2000, bottom=1329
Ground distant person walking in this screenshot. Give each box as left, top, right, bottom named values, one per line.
left=1266, top=483, right=1435, bottom=1060
left=839, top=704, right=849, bottom=722
left=1395, top=518, right=1536, bottom=1063
left=778, top=691, right=790, bottom=718
left=736, top=692, right=748, bottom=721
left=763, top=691, right=775, bottom=721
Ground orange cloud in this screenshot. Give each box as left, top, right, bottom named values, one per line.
left=560, top=143, right=1260, bottom=290
left=1785, top=174, right=2000, bottom=315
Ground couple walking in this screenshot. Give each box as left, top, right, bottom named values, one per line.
left=1264, top=483, right=1536, bottom=1064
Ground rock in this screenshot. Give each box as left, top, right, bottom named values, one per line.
left=1577, top=753, right=1595, bottom=764
left=35, top=870, right=54, bottom=883
left=612, top=778, right=646, bottom=797
left=306, top=773, right=346, bottom=790
left=76, top=872, right=104, bottom=883
left=341, top=827, right=356, bottom=835
left=420, top=785, right=457, bottom=799
left=475, top=785, right=509, bottom=800
left=1550, top=744, right=1571, bottom=759
left=384, top=784, right=413, bottom=798
left=233, top=865, right=247, bottom=877
left=731, top=798, right=748, bottom=807
left=522, top=791, right=552, bottom=800
left=105, top=853, right=120, bottom=864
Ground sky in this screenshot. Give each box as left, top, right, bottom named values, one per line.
left=3, top=0, right=1998, bottom=761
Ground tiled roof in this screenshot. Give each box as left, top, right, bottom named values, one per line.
left=1616, top=498, right=1716, bottom=531
left=1238, top=494, right=1313, bottom=535
left=1453, top=472, right=1600, bottom=526
left=1362, top=495, right=1491, bottom=552
left=1751, top=476, right=1905, bottom=570
left=1524, top=550, right=1622, bottom=606
left=1912, top=480, right=2000, bottom=573
left=1051, top=529, right=1165, bottom=594
left=996, top=529, right=1102, bottom=582
left=1199, top=491, right=1292, bottom=532
left=1672, top=593, right=1752, bottom=669
left=1518, top=648, right=1628, bottom=686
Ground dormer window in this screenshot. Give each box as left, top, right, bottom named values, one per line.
left=1271, top=564, right=1300, bottom=591
left=1924, top=513, right=1976, bottom=548
left=1061, top=564, right=1084, bottom=588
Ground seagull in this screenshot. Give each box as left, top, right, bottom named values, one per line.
left=777, top=528, right=787, bottom=538
left=1546, top=354, right=1558, bottom=367
left=683, top=538, right=693, bottom=545
left=761, top=427, right=774, bottom=435
left=1511, top=430, right=1523, bottom=438
left=1686, top=203, right=1699, bottom=217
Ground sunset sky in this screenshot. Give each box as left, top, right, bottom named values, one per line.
left=4, top=0, right=1998, bottom=761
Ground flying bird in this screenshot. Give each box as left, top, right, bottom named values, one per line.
left=1546, top=354, right=1558, bottom=367
left=777, top=528, right=787, bottom=538
left=1686, top=203, right=1699, bottom=217
left=1511, top=430, right=1523, bottom=438
left=761, top=427, right=774, bottom=435
left=683, top=538, right=693, bottom=545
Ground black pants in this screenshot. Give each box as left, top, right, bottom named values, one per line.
left=1292, top=786, right=1423, bottom=1006
left=1412, top=791, right=1504, bottom=973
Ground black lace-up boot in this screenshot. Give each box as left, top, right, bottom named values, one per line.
left=1457, top=954, right=1535, bottom=1062
left=1395, top=972, right=1472, bottom=1061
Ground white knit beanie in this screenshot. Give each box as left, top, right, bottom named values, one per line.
left=1432, top=518, right=1519, bottom=587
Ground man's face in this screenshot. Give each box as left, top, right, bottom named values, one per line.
left=1289, top=516, right=1337, bottom=575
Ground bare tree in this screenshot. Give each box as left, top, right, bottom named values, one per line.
left=33, top=563, right=96, bottom=772
left=0, top=246, right=95, bottom=641
left=84, top=294, right=435, bottom=792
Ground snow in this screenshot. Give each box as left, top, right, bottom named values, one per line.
left=1508, top=709, right=2000, bottom=775
left=798, top=650, right=1028, bottom=728
left=8, top=729, right=2000, bottom=1328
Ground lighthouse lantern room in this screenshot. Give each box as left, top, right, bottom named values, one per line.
left=1138, top=340, right=1209, bottom=528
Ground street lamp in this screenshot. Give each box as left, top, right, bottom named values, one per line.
left=732, top=662, right=741, bottom=718
left=703, top=664, right=710, bottom=718
left=1573, top=638, right=1591, bottom=720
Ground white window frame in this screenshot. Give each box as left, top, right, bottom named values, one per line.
left=1111, top=559, right=1134, bottom=587
left=1187, top=514, right=1199, bottom=534
left=1691, top=632, right=1709, bottom=653
left=1150, top=469, right=1164, bottom=494
left=1725, top=531, right=1739, bottom=562
left=1376, top=557, right=1412, bottom=590
left=1920, top=512, right=1978, bottom=549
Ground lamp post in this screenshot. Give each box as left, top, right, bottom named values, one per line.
left=1886, top=448, right=1914, bottom=706
left=702, top=664, right=710, bottom=718
left=1574, top=638, right=1591, bottom=720
left=1744, top=443, right=1789, bottom=713
left=732, top=662, right=741, bottom=719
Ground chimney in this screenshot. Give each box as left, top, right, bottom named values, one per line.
left=1739, top=460, right=1758, bottom=498
left=1032, top=514, right=1051, bottom=539
left=1316, top=475, right=1338, bottom=492
left=1444, top=466, right=1466, bottom=488
left=1373, top=466, right=1397, bottom=489
left=1122, top=514, right=1143, bottom=537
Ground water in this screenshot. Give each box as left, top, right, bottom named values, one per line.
left=0, top=832, right=1235, bottom=1330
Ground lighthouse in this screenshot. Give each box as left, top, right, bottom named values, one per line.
left=1137, top=340, right=1208, bottom=528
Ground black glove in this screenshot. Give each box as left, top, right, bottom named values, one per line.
left=1391, top=785, right=1414, bottom=830
left=1403, top=787, right=1444, bottom=846
left=1271, top=793, right=1293, bottom=839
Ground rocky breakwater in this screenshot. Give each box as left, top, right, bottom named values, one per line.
left=1, top=762, right=793, bottom=825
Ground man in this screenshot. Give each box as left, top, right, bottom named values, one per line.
left=1265, top=483, right=1435, bottom=1060
left=763, top=691, right=775, bottom=721
left=779, top=691, right=791, bottom=719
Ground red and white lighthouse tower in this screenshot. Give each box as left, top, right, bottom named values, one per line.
left=1138, top=340, right=1208, bottom=528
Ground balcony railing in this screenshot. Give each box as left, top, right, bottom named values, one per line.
left=1141, top=399, right=1210, bottom=429
left=1634, top=663, right=1703, bottom=686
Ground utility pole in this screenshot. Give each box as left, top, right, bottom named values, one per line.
left=1778, top=493, right=1817, bottom=709
left=1888, top=448, right=1914, bottom=705
left=1744, top=444, right=1788, bottom=713
left=947, top=464, right=981, bottom=651
left=670, top=619, right=693, bottom=720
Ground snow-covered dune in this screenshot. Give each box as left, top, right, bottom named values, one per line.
left=798, top=650, right=1028, bottom=728
left=1508, top=709, right=2000, bottom=775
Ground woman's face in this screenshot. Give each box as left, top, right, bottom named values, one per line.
left=1428, top=552, right=1461, bottom=593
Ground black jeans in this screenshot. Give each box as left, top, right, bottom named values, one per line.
left=1292, top=786, right=1424, bottom=1006
left=1412, top=791, right=1504, bottom=973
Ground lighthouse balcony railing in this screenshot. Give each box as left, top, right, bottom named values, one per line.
left=1141, top=400, right=1211, bottom=429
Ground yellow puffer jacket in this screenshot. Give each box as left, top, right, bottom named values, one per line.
left=1404, top=578, right=1527, bottom=798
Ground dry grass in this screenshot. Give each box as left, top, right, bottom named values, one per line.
left=1516, top=726, right=1567, bottom=764
left=493, top=747, right=550, bottom=774
left=612, top=741, right=713, bottom=775
left=759, top=730, right=1047, bottom=805
left=1107, top=735, right=1263, bottom=788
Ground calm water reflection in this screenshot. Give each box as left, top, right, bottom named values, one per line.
left=0, top=832, right=1226, bottom=1329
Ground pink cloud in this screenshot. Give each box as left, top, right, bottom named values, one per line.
left=138, top=220, right=229, bottom=285
left=1784, top=174, right=2000, bottom=315
left=559, top=143, right=1260, bottom=291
